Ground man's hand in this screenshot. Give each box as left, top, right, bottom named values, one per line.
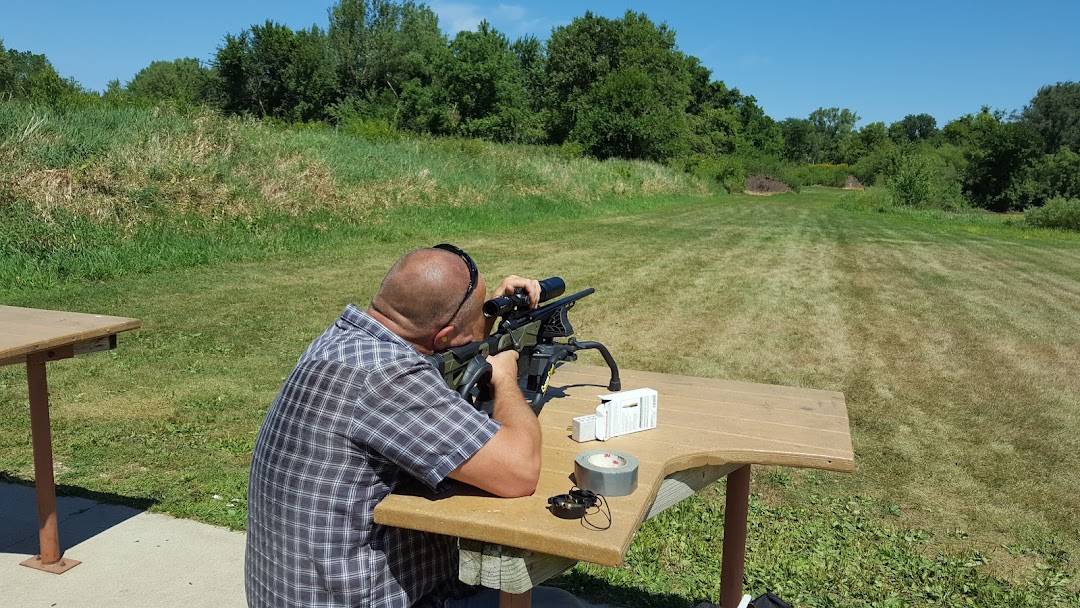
left=452, top=347, right=540, bottom=497
left=486, top=350, right=519, bottom=390
left=491, top=275, right=541, bottom=309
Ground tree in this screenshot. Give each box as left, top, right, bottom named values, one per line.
left=683, top=56, right=781, bottom=158
left=283, top=27, right=339, bottom=122
left=545, top=10, right=691, bottom=159
left=327, top=0, right=449, bottom=128
left=444, top=22, right=538, bottom=142
left=888, top=113, right=938, bottom=143
left=961, top=109, right=1044, bottom=211
left=808, top=107, right=859, bottom=163
left=1020, top=81, right=1080, bottom=153
left=574, top=67, right=688, bottom=161
left=215, top=21, right=338, bottom=121
left=0, top=40, right=12, bottom=98
left=780, top=117, right=824, bottom=164
left=215, top=21, right=294, bottom=117
left=0, top=41, right=88, bottom=105
left=510, top=35, right=546, bottom=113
left=736, top=95, right=783, bottom=157
left=126, top=58, right=215, bottom=107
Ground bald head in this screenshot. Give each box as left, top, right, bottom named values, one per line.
left=370, top=247, right=481, bottom=340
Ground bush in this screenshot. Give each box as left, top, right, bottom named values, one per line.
left=1025, top=196, right=1080, bottom=230
left=885, top=152, right=966, bottom=210
left=557, top=141, right=586, bottom=161
left=853, top=144, right=903, bottom=187
left=888, top=155, right=934, bottom=206
left=340, top=118, right=400, bottom=141
left=672, top=154, right=746, bottom=193
left=791, top=163, right=851, bottom=187
left=1007, top=148, right=1080, bottom=208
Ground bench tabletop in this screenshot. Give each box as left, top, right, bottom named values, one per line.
left=374, top=363, right=853, bottom=567
left=0, top=305, right=141, bottom=361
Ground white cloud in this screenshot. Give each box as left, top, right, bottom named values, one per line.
left=431, top=1, right=544, bottom=36
left=430, top=2, right=484, bottom=34
left=494, top=4, right=526, bottom=21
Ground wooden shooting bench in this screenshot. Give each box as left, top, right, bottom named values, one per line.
left=0, top=305, right=141, bottom=574
left=376, top=364, right=854, bottom=608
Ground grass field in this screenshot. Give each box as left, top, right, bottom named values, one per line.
left=2, top=187, right=1078, bottom=606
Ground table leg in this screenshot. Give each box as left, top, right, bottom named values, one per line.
left=720, top=465, right=750, bottom=608
left=20, top=354, right=80, bottom=573
left=499, top=590, right=532, bottom=608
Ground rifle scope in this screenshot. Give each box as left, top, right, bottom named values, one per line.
left=483, top=277, right=565, bottom=318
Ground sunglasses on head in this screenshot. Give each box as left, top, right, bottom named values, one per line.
left=433, top=243, right=478, bottom=327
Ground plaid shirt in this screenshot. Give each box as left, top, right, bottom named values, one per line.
left=246, top=305, right=500, bottom=608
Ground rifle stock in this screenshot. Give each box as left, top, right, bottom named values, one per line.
left=427, top=279, right=620, bottom=415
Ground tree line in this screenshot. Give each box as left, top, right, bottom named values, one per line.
left=2, top=0, right=1078, bottom=219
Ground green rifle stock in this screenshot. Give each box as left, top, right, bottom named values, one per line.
left=426, top=277, right=620, bottom=415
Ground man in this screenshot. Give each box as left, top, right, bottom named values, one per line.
left=245, top=244, right=579, bottom=607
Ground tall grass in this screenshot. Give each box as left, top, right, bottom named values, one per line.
left=0, top=103, right=716, bottom=293
left=789, top=163, right=852, bottom=188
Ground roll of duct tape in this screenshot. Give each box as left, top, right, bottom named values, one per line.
left=573, top=450, right=639, bottom=497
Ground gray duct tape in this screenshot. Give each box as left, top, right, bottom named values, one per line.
left=573, top=450, right=639, bottom=497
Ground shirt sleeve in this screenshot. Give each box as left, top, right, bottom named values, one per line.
left=355, top=355, right=501, bottom=491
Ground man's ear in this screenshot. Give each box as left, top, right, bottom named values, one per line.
left=432, top=324, right=455, bottom=352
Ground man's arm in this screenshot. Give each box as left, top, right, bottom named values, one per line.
left=447, top=350, right=542, bottom=497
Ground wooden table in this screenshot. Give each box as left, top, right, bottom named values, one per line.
left=376, top=364, right=854, bottom=608
left=0, top=305, right=140, bottom=573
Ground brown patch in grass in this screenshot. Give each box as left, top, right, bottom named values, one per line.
left=744, top=174, right=793, bottom=195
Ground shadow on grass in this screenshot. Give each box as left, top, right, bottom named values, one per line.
left=0, top=472, right=157, bottom=555
left=549, top=569, right=704, bottom=608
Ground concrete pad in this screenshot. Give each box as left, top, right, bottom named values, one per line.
left=1, top=483, right=246, bottom=608
left=0, top=483, right=619, bottom=608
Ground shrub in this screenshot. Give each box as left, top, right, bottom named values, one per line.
left=853, top=144, right=902, bottom=187
left=1025, top=196, right=1080, bottom=231
left=557, top=141, right=586, bottom=161
left=1007, top=148, right=1080, bottom=208
left=888, top=155, right=934, bottom=206
left=885, top=153, right=966, bottom=210
left=340, top=118, right=400, bottom=141
left=792, top=163, right=851, bottom=187
left=671, top=155, right=746, bottom=193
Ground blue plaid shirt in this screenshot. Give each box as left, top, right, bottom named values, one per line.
left=246, top=305, right=501, bottom=607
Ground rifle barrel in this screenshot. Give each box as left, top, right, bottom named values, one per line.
left=505, top=288, right=595, bottom=330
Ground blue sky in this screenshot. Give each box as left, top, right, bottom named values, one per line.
left=3, top=1, right=1077, bottom=126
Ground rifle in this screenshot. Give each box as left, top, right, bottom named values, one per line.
left=427, top=277, right=621, bottom=416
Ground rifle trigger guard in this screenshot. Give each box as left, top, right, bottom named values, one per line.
left=457, top=357, right=493, bottom=405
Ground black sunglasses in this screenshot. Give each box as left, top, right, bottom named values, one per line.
left=433, top=243, right=478, bottom=327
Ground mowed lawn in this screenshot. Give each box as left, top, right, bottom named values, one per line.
left=2, top=187, right=1078, bottom=605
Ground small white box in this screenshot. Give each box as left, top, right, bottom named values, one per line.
left=594, top=388, right=658, bottom=441
left=571, top=415, right=597, bottom=442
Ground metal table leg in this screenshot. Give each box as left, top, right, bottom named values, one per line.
left=20, top=350, right=80, bottom=574
left=720, top=465, right=750, bottom=608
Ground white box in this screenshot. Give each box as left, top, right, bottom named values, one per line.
left=594, top=388, right=658, bottom=441
left=571, top=415, right=597, bottom=442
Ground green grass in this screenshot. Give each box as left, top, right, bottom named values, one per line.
left=1, top=103, right=711, bottom=291
left=2, top=186, right=1080, bottom=606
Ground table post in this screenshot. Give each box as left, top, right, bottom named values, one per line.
left=20, top=351, right=80, bottom=573
left=720, top=465, right=750, bottom=608
left=499, top=590, right=532, bottom=608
